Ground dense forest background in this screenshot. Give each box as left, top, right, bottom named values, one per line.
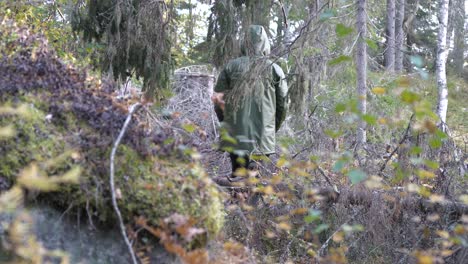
left=0, top=0, right=467, bottom=263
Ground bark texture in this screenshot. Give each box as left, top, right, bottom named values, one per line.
left=452, top=0, right=465, bottom=76
left=356, top=0, right=367, bottom=144
left=395, top=0, right=405, bottom=72
left=436, top=0, right=449, bottom=126
left=385, top=0, right=396, bottom=71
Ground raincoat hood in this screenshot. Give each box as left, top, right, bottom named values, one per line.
left=241, top=25, right=271, bottom=56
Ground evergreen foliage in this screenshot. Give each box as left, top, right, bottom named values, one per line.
left=72, top=0, right=174, bottom=100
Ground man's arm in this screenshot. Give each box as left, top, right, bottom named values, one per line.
left=211, top=92, right=225, bottom=122
left=213, top=67, right=230, bottom=122
left=273, top=64, right=288, bottom=131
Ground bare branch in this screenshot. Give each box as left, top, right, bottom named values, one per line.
left=110, top=103, right=141, bottom=264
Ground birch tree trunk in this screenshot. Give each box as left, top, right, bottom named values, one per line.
left=395, top=0, right=405, bottom=72
left=452, top=0, right=465, bottom=76
left=356, top=0, right=367, bottom=144
left=436, top=0, right=449, bottom=128
left=385, top=0, right=396, bottom=71
left=446, top=0, right=455, bottom=50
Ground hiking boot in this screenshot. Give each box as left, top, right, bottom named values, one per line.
left=213, top=175, right=246, bottom=187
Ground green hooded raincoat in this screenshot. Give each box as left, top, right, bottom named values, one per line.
left=215, top=25, right=288, bottom=155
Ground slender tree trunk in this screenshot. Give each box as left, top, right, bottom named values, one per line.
left=385, top=0, right=396, bottom=71
left=395, top=0, right=405, bottom=72
left=404, top=0, right=420, bottom=72
left=436, top=0, right=449, bottom=128
left=356, top=0, right=367, bottom=144
left=446, top=0, right=455, bottom=51
left=452, top=0, right=465, bottom=76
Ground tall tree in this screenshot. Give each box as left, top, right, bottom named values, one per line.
left=72, top=0, right=174, bottom=100
left=385, top=0, right=396, bottom=71
left=211, top=0, right=241, bottom=68
left=395, top=0, right=405, bottom=72
left=356, top=0, right=367, bottom=144
left=451, top=0, right=465, bottom=76
left=245, top=0, right=272, bottom=31
left=436, top=0, right=449, bottom=128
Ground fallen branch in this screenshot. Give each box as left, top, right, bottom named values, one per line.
left=340, top=187, right=468, bottom=216
left=110, top=103, right=141, bottom=264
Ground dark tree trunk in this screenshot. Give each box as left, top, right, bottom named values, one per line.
left=395, top=0, right=405, bottom=72
left=452, top=0, right=465, bottom=76
left=385, top=0, right=396, bottom=71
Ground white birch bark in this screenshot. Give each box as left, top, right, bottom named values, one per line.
left=436, top=0, right=449, bottom=127
left=356, top=0, right=367, bottom=144
left=395, top=0, right=405, bottom=72
left=385, top=0, right=396, bottom=71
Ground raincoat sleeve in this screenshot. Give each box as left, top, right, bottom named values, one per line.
left=213, top=67, right=230, bottom=122
left=273, top=64, right=288, bottom=132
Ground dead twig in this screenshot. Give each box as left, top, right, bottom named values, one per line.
left=379, top=114, right=414, bottom=173
left=318, top=209, right=360, bottom=257
left=110, top=102, right=141, bottom=264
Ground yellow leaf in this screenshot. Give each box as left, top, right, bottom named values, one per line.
left=406, top=184, right=420, bottom=193
left=262, top=185, right=274, bottom=195
left=436, top=230, right=449, bottom=239
left=332, top=231, right=344, bottom=243
left=427, top=214, right=440, bottom=222
left=429, top=194, right=445, bottom=203
left=417, top=169, right=435, bottom=179
left=459, top=194, right=468, bottom=205
left=265, top=230, right=276, bottom=238
left=291, top=208, right=308, bottom=215
left=372, top=87, right=386, bottom=95
left=59, top=166, right=81, bottom=184
left=0, top=125, right=15, bottom=139
left=417, top=255, right=433, bottom=264
left=277, top=222, right=291, bottom=231
left=378, top=118, right=387, bottom=125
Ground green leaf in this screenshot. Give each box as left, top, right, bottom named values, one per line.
left=348, top=169, right=367, bottom=184
left=429, top=137, right=442, bottom=148
left=328, top=55, right=352, bottom=66
left=361, top=114, right=377, bottom=125
left=325, top=129, right=343, bottom=139
left=333, top=160, right=347, bottom=172
left=400, top=90, right=420, bottom=104
left=410, top=55, right=424, bottom=68
left=314, top=224, right=329, bottom=234
left=410, top=146, right=422, bottom=155
left=335, top=23, right=353, bottom=37
left=424, top=160, right=439, bottom=170
left=435, top=130, right=448, bottom=140
left=335, top=103, right=346, bottom=113
left=182, top=123, right=196, bottom=133
left=305, top=209, right=322, bottom=224
left=366, top=39, right=378, bottom=50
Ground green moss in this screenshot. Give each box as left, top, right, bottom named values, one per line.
left=0, top=92, right=224, bottom=237
left=0, top=98, right=66, bottom=181
left=114, top=145, right=224, bottom=236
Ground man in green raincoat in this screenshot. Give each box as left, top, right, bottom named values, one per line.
left=212, top=25, right=288, bottom=186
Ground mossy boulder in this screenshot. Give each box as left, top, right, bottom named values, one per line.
left=0, top=21, right=224, bottom=237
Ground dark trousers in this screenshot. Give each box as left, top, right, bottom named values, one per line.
left=229, top=153, right=269, bottom=177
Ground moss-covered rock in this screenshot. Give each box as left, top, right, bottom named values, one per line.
left=0, top=21, right=224, bottom=237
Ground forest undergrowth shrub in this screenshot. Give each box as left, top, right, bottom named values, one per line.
left=210, top=64, right=468, bottom=263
